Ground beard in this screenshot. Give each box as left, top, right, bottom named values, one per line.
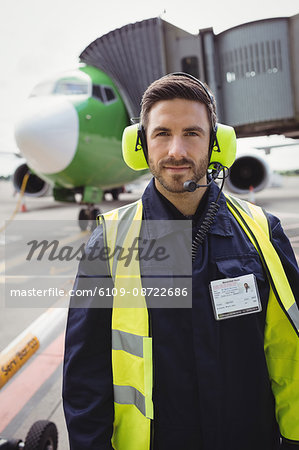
left=148, top=155, right=210, bottom=193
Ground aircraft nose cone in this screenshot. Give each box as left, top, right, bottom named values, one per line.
left=14, top=96, right=79, bottom=174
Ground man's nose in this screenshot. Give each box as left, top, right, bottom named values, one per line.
left=168, top=137, right=187, bottom=159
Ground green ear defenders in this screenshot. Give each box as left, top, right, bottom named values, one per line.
left=122, top=123, right=149, bottom=171
left=122, top=72, right=237, bottom=171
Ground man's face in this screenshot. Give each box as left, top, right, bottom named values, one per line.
left=146, top=98, right=211, bottom=194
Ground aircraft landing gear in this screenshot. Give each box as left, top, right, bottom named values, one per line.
left=78, top=205, right=100, bottom=231
left=104, top=187, right=124, bottom=201
left=111, top=187, right=122, bottom=200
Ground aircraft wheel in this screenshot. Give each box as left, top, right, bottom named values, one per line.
left=111, top=189, right=119, bottom=200
left=90, top=208, right=100, bottom=231
left=24, top=420, right=58, bottom=450
left=111, top=188, right=123, bottom=200
left=78, top=208, right=89, bottom=231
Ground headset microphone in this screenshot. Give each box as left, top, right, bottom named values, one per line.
left=183, top=163, right=227, bottom=192
left=183, top=179, right=212, bottom=192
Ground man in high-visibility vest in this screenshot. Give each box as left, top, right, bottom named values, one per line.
left=63, top=73, right=299, bottom=450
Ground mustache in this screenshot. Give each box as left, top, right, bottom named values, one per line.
left=159, top=157, right=195, bottom=167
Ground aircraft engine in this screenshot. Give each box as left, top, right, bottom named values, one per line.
left=225, top=152, right=271, bottom=194
left=13, top=163, right=51, bottom=197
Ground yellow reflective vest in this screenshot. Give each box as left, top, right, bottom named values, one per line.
left=98, top=194, right=299, bottom=449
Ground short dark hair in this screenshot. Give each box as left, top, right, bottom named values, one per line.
left=140, top=73, right=217, bottom=131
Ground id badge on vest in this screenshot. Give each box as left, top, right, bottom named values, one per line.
left=209, top=273, right=262, bottom=320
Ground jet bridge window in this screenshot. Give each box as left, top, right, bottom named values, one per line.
left=92, top=85, right=117, bottom=104
left=181, top=57, right=199, bottom=79
left=223, top=39, right=282, bottom=83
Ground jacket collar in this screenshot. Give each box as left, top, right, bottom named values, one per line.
left=141, top=177, right=233, bottom=239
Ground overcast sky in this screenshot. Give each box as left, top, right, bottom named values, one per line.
left=0, top=0, right=298, bottom=153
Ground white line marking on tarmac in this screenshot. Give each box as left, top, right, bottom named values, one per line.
left=270, top=211, right=299, bottom=219
left=282, top=223, right=299, bottom=231
left=0, top=230, right=88, bottom=274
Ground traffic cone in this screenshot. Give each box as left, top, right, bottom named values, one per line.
left=21, top=202, right=27, bottom=212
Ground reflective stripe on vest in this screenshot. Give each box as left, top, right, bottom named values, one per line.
left=225, top=194, right=299, bottom=335
left=225, top=193, right=299, bottom=440
left=98, top=199, right=153, bottom=450
left=112, top=329, right=144, bottom=357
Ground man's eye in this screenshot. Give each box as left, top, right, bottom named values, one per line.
left=156, top=131, right=169, bottom=136
left=185, top=131, right=199, bottom=136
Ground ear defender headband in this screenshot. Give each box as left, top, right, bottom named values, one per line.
left=122, top=72, right=237, bottom=171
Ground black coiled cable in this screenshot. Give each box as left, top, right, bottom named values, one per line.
left=191, top=163, right=228, bottom=262
left=191, top=202, right=220, bottom=261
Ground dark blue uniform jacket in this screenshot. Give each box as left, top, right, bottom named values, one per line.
left=63, top=179, right=299, bottom=450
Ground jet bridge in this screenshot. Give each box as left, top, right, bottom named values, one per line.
left=79, top=18, right=205, bottom=118
left=80, top=14, right=299, bottom=138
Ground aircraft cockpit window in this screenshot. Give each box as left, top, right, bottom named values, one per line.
left=30, top=71, right=91, bottom=97
left=92, top=85, right=104, bottom=102
left=92, top=85, right=117, bottom=104
left=54, top=80, right=89, bottom=95
left=104, top=87, right=116, bottom=102
left=30, top=81, right=56, bottom=97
